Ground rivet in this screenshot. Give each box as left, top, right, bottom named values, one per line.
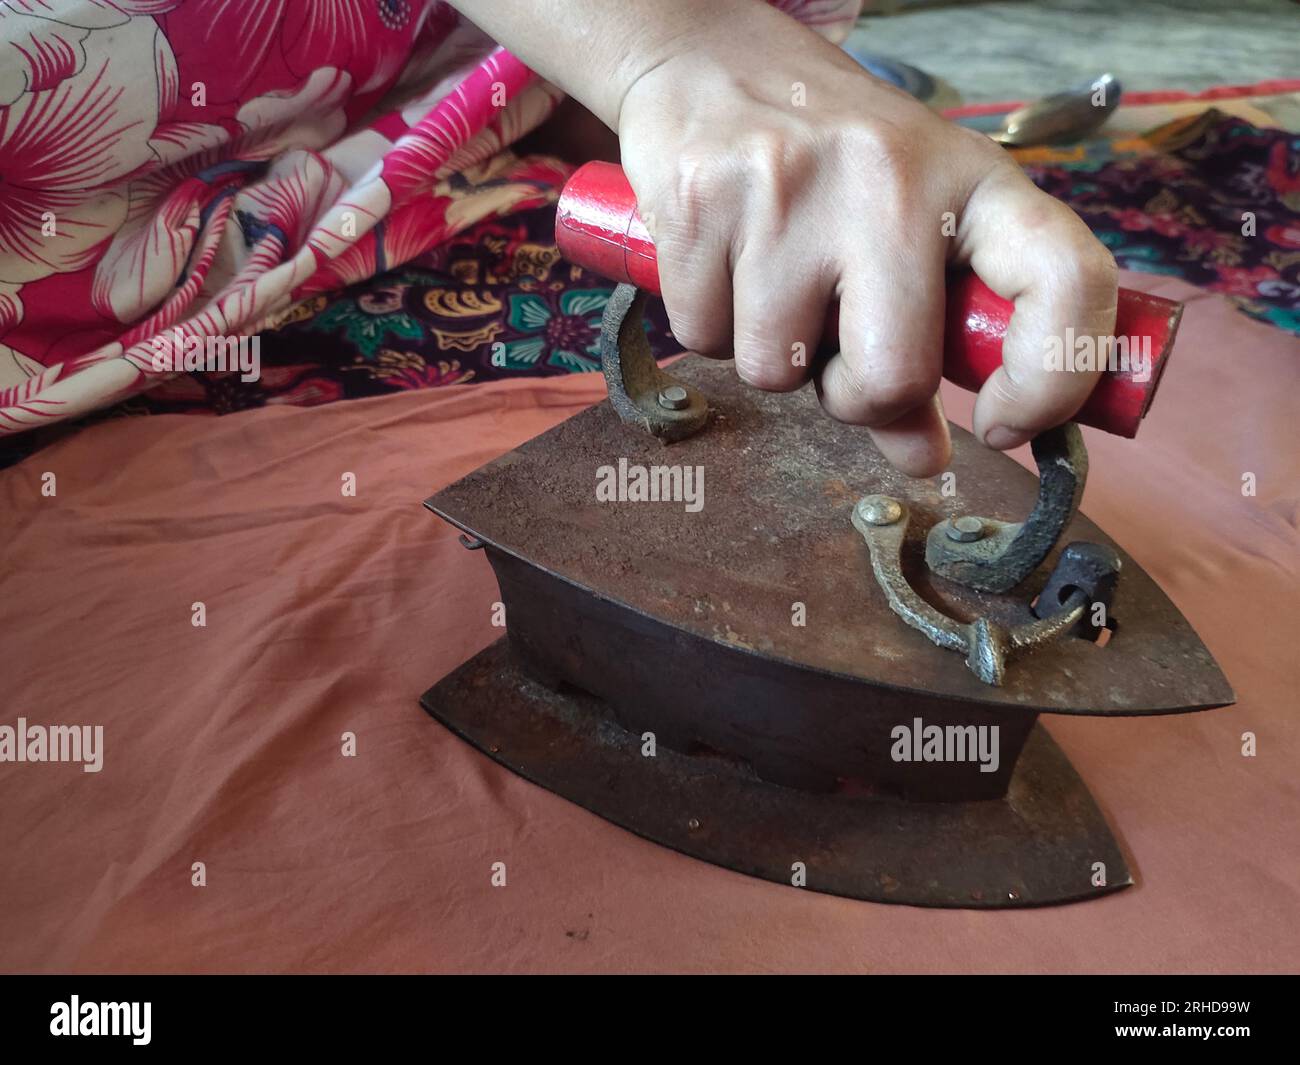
left=946, top=515, right=984, bottom=542
left=658, top=385, right=689, bottom=410
left=856, top=495, right=902, bottom=526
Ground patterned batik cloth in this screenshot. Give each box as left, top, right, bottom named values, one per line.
left=1017, top=111, right=1300, bottom=335
left=112, top=195, right=677, bottom=415
left=0, top=0, right=865, bottom=434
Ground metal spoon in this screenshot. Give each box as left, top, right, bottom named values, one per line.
left=989, top=73, right=1122, bottom=147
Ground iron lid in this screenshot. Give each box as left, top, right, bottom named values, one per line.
left=426, top=358, right=1232, bottom=716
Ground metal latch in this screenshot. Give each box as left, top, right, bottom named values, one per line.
left=852, top=425, right=1121, bottom=685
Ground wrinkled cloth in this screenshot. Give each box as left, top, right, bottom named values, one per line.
left=1020, top=111, right=1300, bottom=334
left=1, top=273, right=1297, bottom=973
left=0, top=0, right=864, bottom=434
left=63, top=203, right=677, bottom=416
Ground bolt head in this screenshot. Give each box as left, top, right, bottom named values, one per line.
left=946, top=515, right=984, bottom=542
left=658, top=385, right=689, bottom=411
left=856, top=495, right=902, bottom=526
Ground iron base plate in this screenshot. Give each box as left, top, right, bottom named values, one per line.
left=421, top=640, right=1134, bottom=909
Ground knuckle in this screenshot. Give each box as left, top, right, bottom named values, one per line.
left=668, top=316, right=727, bottom=357
left=739, top=127, right=794, bottom=172
left=663, top=294, right=728, bottom=356
left=985, top=366, right=1026, bottom=411
left=842, top=120, right=916, bottom=180
left=830, top=359, right=936, bottom=425
left=1062, top=242, right=1120, bottom=306
left=660, top=149, right=728, bottom=242
left=734, top=342, right=801, bottom=392
left=868, top=373, right=938, bottom=423
left=673, top=146, right=726, bottom=199
left=1016, top=190, right=1064, bottom=235
left=957, top=122, right=1010, bottom=165
left=736, top=128, right=818, bottom=225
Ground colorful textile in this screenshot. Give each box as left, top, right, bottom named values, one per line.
left=1017, top=112, right=1300, bottom=335
left=0, top=1, right=866, bottom=435
left=2, top=4, right=1294, bottom=442
left=100, top=198, right=675, bottom=415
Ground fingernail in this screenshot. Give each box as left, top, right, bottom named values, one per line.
left=984, top=426, right=1032, bottom=450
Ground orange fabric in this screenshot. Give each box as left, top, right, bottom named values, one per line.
left=1, top=273, right=1297, bottom=973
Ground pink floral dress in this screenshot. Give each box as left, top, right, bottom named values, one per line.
left=0, top=0, right=863, bottom=434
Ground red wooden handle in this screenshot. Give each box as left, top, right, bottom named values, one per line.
left=556, top=161, right=1181, bottom=438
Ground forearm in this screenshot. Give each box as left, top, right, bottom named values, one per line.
left=445, top=0, right=780, bottom=129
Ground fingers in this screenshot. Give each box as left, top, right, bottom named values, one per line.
left=815, top=235, right=951, bottom=477
left=641, top=156, right=736, bottom=359
left=865, top=394, right=952, bottom=479
left=730, top=240, right=833, bottom=392
left=637, top=133, right=1093, bottom=481
left=957, top=162, right=1119, bottom=450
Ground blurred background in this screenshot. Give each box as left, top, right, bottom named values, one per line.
left=851, top=0, right=1297, bottom=105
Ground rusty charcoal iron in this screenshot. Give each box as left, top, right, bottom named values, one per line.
left=418, top=165, right=1233, bottom=909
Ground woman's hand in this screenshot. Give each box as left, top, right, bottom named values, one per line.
left=616, top=21, right=1117, bottom=476
left=450, top=0, right=1118, bottom=477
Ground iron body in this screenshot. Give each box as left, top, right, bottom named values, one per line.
left=420, top=357, right=1232, bottom=907
left=423, top=642, right=1130, bottom=908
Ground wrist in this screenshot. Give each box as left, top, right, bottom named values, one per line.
left=446, top=0, right=765, bottom=130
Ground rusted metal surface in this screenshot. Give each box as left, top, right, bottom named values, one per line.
left=420, top=640, right=1134, bottom=909
left=1036, top=542, right=1123, bottom=640
left=425, top=356, right=1233, bottom=715
left=925, top=422, right=1089, bottom=593
left=482, top=544, right=1035, bottom=799
left=599, top=285, right=708, bottom=442
left=853, top=495, right=1088, bottom=686
left=420, top=354, right=1230, bottom=907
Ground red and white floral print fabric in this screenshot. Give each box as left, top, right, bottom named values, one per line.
left=0, top=0, right=863, bottom=433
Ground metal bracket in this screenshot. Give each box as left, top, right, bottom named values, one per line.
left=853, top=495, right=1090, bottom=685
left=854, top=493, right=1123, bottom=685
left=600, top=284, right=708, bottom=443
left=925, top=423, right=1087, bottom=593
